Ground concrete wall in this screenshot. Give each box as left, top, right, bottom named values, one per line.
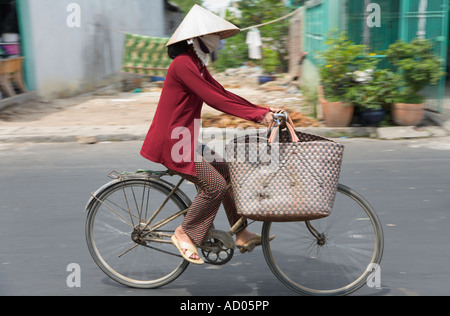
left=22, top=0, right=165, bottom=99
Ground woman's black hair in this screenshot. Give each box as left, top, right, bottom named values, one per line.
left=167, top=40, right=191, bottom=60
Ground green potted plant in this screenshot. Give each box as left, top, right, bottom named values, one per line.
left=346, top=68, right=401, bottom=126
left=317, top=32, right=375, bottom=127
left=386, top=38, right=445, bottom=126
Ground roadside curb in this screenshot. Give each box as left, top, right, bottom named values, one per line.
left=0, top=124, right=448, bottom=144
left=0, top=125, right=149, bottom=143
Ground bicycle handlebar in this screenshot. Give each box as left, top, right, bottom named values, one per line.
left=272, top=111, right=288, bottom=127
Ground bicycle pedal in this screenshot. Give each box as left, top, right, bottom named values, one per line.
left=236, top=244, right=255, bottom=253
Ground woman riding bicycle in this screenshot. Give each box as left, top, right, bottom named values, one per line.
left=140, top=5, right=276, bottom=264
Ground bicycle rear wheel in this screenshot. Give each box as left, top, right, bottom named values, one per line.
left=261, top=184, right=384, bottom=296
left=85, top=178, right=190, bottom=289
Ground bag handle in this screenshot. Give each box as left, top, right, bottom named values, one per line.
left=268, top=111, right=299, bottom=143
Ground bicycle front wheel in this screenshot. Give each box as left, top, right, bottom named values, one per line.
left=85, top=178, right=190, bottom=289
left=261, top=184, right=384, bottom=296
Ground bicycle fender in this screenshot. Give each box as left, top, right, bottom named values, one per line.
left=84, top=177, right=192, bottom=213
left=84, top=178, right=122, bottom=213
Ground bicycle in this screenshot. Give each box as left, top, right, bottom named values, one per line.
left=84, top=115, right=384, bottom=296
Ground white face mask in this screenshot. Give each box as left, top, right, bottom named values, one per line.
left=199, top=34, right=220, bottom=54
left=188, top=34, right=220, bottom=66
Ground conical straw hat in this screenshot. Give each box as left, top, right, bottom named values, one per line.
left=166, top=4, right=240, bottom=46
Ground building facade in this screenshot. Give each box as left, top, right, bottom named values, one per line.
left=2, top=0, right=171, bottom=99
left=300, top=0, right=449, bottom=112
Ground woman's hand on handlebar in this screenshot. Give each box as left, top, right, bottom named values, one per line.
left=260, top=107, right=282, bottom=125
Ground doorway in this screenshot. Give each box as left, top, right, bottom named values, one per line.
left=0, top=0, right=27, bottom=100
left=0, top=0, right=20, bottom=58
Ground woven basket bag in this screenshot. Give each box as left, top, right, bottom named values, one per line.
left=225, top=115, right=344, bottom=222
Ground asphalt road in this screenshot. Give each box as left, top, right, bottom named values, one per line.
left=1, top=137, right=449, bottom=297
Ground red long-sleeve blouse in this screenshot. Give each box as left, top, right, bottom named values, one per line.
left=140, top=51, right=270, bottom=176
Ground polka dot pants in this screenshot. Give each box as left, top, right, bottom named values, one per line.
left=173, top=157, right=245, bottom=246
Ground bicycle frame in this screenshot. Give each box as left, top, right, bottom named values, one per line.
left=86, top=169, right=327, bottom=246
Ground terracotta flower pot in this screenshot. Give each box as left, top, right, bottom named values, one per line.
left=391, top=103, right=425, bottom=126
left=318, top=86, right=354, bottom=127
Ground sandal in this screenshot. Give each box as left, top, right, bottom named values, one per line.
left=171, top=235, right=204, bottom=265
left=236, top=234, right=275, bottom=253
